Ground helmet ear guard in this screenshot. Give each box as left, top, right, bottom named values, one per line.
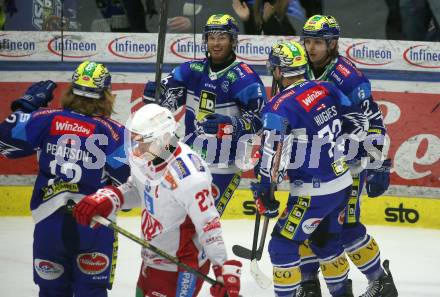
left=72, top=61, right=111, bottom=99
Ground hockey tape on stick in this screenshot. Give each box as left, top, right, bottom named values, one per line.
left=250, top=259, right=272, bottom=289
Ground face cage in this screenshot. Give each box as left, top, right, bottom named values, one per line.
left=203, top=31, right=237, bottom=48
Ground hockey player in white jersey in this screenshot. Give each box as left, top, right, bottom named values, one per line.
left=73, top=104, right=242, bottom=297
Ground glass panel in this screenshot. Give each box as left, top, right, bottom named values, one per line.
left=1, top=1, right=439, bottom=40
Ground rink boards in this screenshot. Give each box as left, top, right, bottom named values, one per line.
left=1, top=186, right=439, bottom=229
left=0, top=32, right=438, bottom=229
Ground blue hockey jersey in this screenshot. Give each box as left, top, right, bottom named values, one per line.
left=259, top=79, right=367, bottom=196
left=305, top=55, right=386, bottom=137
left=0, top=109, right=129, bottom=223
left=157, top=59, right=267, bottom=172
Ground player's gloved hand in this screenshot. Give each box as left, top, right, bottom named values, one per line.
left=251, top=182, right=279, bottom=218
left=73, top=186, right=124, bottom=226
left=142, top=81, right=156, bottom=104
left=366, top=158, right=392, bottom=198
left=197, top=114, right=236, bottom=138
left=11, top=80, right=57, bottom=112
left=210, top=260, right=242, bottom=297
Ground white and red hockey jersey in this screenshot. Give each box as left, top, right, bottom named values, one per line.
left=119, top=142, right=228, bottom=272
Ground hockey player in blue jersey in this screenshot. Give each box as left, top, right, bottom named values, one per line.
left=143, top=14, right=267, bottom=216
left=254, top=40, right=366, bottom=297
left=296, top=15, right=398, bottom=297
left=0, top=61, right=130, bottom=297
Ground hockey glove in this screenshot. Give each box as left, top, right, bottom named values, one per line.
left=251, top=182, right=279, bottom=218
left=73, top=186, right=124, bottom=226
left=197, top=113, right=236, bottom=138
left=366, top=158, right=392, bottom=198
left=210, top=260, right=242, bottom=297
left=11, top=80, right=57, bottom=113
left=142, top=81, right=157, bottom=104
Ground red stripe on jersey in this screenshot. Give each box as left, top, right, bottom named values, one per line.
left=176, top=216, right=199, bottom=271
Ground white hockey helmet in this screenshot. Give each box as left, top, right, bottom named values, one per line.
left=128, top=104, right=178, bottom=161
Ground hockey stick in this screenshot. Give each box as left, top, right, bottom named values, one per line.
left=232, top=208, right=268, bottom=261
left=232, top=78, right=279, bottom=261
left=154, top=0, right=169, bottom=102
left=92, top=215, right=222, bottom=286
left=234, top=80, right=283, bottom=289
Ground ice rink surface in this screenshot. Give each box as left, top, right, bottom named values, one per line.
left=1, top=217, right=439, bottom=297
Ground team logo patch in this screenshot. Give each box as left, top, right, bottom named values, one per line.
left=141, top=209, right=163, bottom=240
left=170, top=157, right=190, bottom=179
left=144, top=186, right=155, bottom=214
left=302, top=218, right=322, bottom=234
left=162, top=172, right=178, bottom=190
left=336, top=63, right=351, bottom=77
left=77, top=253, right=109, bottom=275
left=211, top=183, right=220, bottom=200
left=34, top=259, right=64, bottom=280
left=221, top=80, right=229, bottom=93
left=50, top=115, right=96, bottom=137
left=332, top=159, right=348, bottom=176
left=189, top=153, right=206, bottom=172
left=338, top=208, right=346, bottom=225
left=199, top=91, right=216, bottom=114
left=240, top=63, right=253, bottom=74
left=312, top=178, right=321, bottom=188
left=296, top=86, right=328, bottom=112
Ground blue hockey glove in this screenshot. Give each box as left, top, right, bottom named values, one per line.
left=251, top=182, right=279, bottom=218
left=197, top=113, right=236, bottom=138
left=11, top=80, right=57, bottom=112
left=142, top=81, right=157, bottom=104
left=366, top=158, right=392, bottom=198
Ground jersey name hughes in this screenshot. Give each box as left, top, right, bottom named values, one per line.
left=313, top=106, right=338, bottom=126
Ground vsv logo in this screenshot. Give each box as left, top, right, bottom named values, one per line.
left=141, top=209, right=163, bottom=240
left=385, top=203, right=419, bottom=223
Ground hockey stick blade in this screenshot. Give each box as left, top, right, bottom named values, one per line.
left=232, top=244, right=262, bottom=260
left=232, top=215, right=269, bottom=260
left=250, top=259, right=272, bottom=289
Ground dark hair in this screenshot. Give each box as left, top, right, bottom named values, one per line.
left=61, top=84, right=115, bottom=117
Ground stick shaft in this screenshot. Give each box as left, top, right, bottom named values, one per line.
left=154, top=0, right=169, bottom=102
left=93, top=215, right=218, bottom=285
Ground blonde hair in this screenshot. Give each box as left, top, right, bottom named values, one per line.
left=61, top=85, right=116, bottom=117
